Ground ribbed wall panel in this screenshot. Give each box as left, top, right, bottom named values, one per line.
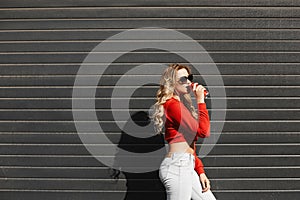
left=0, top=1, right=299, bottom=200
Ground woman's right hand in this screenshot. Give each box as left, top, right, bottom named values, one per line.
left=191, top=82, right=206, bottom=103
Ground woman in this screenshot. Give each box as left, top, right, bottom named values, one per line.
left=152, top=63, right=217, bottom=200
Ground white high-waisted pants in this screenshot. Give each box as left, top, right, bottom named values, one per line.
left=159, top=152, right=217, bottom=200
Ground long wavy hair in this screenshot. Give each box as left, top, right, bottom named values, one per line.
left=152, top=63, right=197, bottom=134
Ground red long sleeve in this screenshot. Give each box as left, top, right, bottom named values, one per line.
left=194, top=151, right=205, bottom=175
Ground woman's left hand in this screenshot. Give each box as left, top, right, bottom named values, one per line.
left=200, top=173, right=211, bottom=192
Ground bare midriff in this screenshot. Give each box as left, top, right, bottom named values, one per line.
left=168, top=141, right=195, bottom=155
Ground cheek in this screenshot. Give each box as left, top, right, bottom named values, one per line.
left=175, top=84, right=182, bottom=91
left=175, top=84, right=187, bottom=93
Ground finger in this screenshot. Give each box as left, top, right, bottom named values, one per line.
left=203, top=182, right=209, bottom=192
left=201, top=87, right=206, bottom=93
left=201, top=180, right=207, bottom=192
left=196, top=85, right=204, bottom=91
left=206, top=181, right=211, bottom=191
left=193, top=82, right=198, bottom=91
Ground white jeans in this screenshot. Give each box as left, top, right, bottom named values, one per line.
left=159, top=152, right=217, bottom=200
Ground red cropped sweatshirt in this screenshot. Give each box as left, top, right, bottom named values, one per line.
left=163, top=97, right=210, bottom=175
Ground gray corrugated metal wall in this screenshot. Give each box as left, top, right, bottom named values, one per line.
left=0, top=0, right=299, bottom=199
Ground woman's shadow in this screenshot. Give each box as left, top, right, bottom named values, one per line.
left=110, top=111, right=167, bottom=200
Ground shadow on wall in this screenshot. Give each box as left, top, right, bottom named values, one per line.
left=111, top=111, right=167, bottom=200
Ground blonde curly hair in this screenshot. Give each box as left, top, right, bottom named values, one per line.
left=152, top=63, right=197, bottom=134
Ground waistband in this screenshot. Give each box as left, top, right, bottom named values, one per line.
left=165, top=152, right=194, bottom=160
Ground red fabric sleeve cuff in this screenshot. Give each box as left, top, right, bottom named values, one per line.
left=198, top=103, right=207, bottom=111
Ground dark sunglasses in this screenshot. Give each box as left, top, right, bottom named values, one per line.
left=177, top=74, right=193, bottom=84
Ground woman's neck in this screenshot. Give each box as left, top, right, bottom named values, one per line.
left=173, top=93, right=181, bottom=101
